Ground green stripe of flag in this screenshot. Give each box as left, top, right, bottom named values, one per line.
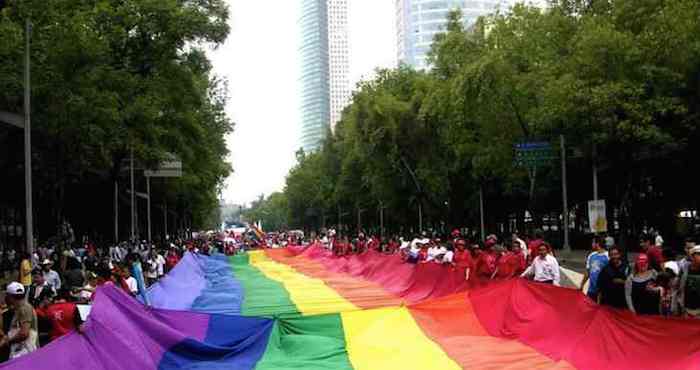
left=229, top=254, right=300, bottom=317
left=255, top=314, right=354, bottom=370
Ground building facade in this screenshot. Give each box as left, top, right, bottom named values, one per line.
left=396, top=0, right=515, bottom=70
left=299, top=0, right=350, bottom=153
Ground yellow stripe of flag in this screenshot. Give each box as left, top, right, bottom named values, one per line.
left=341, top=306, right=462, bottom=370
left=247, top=251, right=358, bottom=315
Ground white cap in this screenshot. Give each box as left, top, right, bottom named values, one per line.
left=691, top=246, right=700, bottom=255
left=6, top=282, right=25, bottom=295
left=41, top=259, right=53, bottom=265
left=664, top=261, right=680, bottom=276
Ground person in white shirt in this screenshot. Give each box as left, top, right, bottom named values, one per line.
left=145, top=250, right=159, bottom=285
left=155, top=252, right=166, bottom=277
left=123, top=269, right=139, bottom=296
left=426, top=243, right=447, bottom=263
left=426, top=244, right=440, bottom=262
left=442, top=246, right=455, bottom=264
left=407, top=243, right=421, bottom=263
left=399, top=237, right=410, bottom=250
left=409, top=236, right=422, bottom=250
left=41, top=260, right=62, bottom=291
left=521, top=243, right=560, bottom=286
left=79, top=273, right=98, bottom=302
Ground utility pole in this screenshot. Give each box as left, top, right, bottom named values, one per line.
left=592, top=142, right=598, bottom=201
left=23, top=18, right=34, bottom=255
left=130, top=145, right=135, bottom=241
left=560, top=134, right=570, bottom=252
left=164, top=199, right=168, bottom=240
left=479, top=185, right=485, bottom=242
left=114, top=181, right=118, bottom=243
left=146, top=176, right=151, bottom=241
left=337, top=206, right=349, bottom=238
left=418, top=202, right=423, bottom=233
left=357, top=207, right=365, bottom=234
left=379, top=201, right=387, bottom=239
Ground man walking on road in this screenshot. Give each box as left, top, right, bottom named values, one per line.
left=596, top=246, right=630, bottom=309
left=581, top=237, right=609, bottom=300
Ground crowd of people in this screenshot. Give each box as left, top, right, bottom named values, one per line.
left=308, top=229, right=559, bottom=285
left=0, top=238, right=203, bottom=362
left=2, top=226, right=699, bottom=362
left=586, top=234, right=700, bottom=319
left=304, top=228, right=700, bottom=319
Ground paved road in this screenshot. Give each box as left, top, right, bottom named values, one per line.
left=554, top=250, right=588, bottom=289
left=558, top=250, right=640, bottom=291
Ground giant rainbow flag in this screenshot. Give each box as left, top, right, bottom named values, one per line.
left=3, top=246, right=700, bottom=370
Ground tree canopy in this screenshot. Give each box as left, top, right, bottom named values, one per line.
left=0, top=0, right=233, bottom=242
left=279, top=0, right=700, bottom=246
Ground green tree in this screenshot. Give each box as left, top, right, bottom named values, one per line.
left=0, top=0, right=233, bottom=238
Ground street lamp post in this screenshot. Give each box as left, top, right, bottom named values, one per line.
left=23, top=18, right=34, bottom=255
left=130, top=145, right=135, bottom=241
left=560, top=134, right=571, bottom=252
left=479, top=185, right=485, bottom=242
left=1, top=19, right=35, bottom=254
left=146, top=176, right=151, bottom=241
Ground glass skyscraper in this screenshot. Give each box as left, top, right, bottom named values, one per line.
left=396, top=0, right=515, bottom=70
left=299, top=0, right=350, bottom=153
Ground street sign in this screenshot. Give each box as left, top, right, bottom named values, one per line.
left=144, top=168, right=182, bottom=177
left=588, top=199, right=607, bottom=233
left=514, top=141, right=554, bottom=167
left=144, top=153, right=182, bottom=177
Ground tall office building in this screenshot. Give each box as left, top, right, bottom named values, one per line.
left=396, top=0, right=515, bottom=70
left=299, top=0, right=350, bottom=153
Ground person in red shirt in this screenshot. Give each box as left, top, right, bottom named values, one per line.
left=35, top=288, right=82, bottom=342
left=496, top=240, right=527, bottom=279
left=418, top=243, right=429, bottom=263
left=495, top=247, right=514, bottom=279
left=640, top=234, right=664, bottom=271
left=387, top=237, right=400, bottom=254
left=511, top=239, right=527, bottom=275
left=333, top=238, right=343, bottom=256
left=453, top=240, right=473, bottom=281
left=476, top=235, right=499, bottom=281
left=450, top=229, right=461, bottom=245
left=336, top=237, right=350, bottom=256
left=527, top=231, right=545, bottom=265
left=166, top=249, right=180, bottom=272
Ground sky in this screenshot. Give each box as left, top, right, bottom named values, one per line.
left=209, top=0, right=396, bottom=206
